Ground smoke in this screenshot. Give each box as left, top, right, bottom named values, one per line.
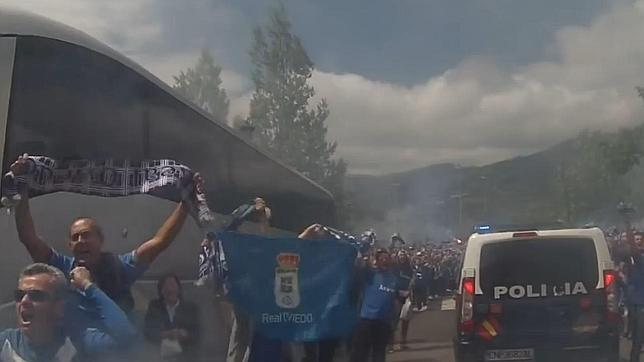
left=351, top=204, right=456, bottom=246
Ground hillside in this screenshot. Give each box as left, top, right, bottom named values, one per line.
left=345, top=138, right=638, bottom=241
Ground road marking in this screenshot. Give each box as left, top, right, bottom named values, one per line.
left=441, top=297, right=456, bottom=311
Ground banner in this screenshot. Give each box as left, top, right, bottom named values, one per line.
left=218, top=231, right=358, bottom=341
left=1, top=156, right=214, bottom=225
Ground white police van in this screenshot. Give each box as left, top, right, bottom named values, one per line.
left=454, top=226, right=619, bottom=362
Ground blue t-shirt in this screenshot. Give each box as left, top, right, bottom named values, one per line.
left=48, top=249, right=147, bottom=328
left=49, top=249, right=146, bottom=302
left=359, top=269, right=402, bottom=321
left=49, top=249, right=145, bottom=289
left=0, top=285, right=138, bottom=361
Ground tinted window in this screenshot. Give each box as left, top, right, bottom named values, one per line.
left=479, top=238, right=598, bottom=296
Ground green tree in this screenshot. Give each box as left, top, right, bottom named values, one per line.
left=553, top=130, right=630, bottom=222
left=596, top=87, right=644, bottom=175
left=173, top=49, right=230, bottom=123
left=246, top=4, right=348, bottom=220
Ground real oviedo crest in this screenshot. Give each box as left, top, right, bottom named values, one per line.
left=274, top=253, right=301, bottom=309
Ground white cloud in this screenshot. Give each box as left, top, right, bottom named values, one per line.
left=5, top=0, right=644, bottom=174
left=1, top=0, right=162, bottom=51
left=306, top=0, right=644, bottom=174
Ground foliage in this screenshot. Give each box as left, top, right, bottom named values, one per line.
left=173, top=49, right=230, bottom=123
left=246, top=4, right=348, bottom=224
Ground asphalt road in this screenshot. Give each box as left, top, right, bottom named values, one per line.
left=387, top=297, right=456, bottom=362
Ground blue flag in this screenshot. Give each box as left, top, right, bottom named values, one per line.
left=218, top=231, right=358, bottom=341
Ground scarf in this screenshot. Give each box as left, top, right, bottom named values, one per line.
left=1, top=156, right=214, bottom=227
left=195, top=203, right=259, bottom=293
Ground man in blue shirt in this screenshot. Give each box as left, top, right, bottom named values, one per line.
left=0, top=263, right=137, bottom=362
left=11, top=155, right=197, bottom=312
left=628, top=244, right=644, bottom=362
left=351, top=249, right=408, bottom=362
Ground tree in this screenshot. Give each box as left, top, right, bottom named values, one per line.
left=552, top=130, right=631, bottom=223
left=596, top=87, right=644, bottom=175
left=173, top=49, right=230, bottom=123
left=246, top=4, right=348, bottom=220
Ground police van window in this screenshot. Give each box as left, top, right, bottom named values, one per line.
left=479, top=238, right=598, bottom=298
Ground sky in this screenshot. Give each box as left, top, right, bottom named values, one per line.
left=2, top=0, right=644, bottom=174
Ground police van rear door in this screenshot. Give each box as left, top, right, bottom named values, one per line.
left=477, top=237, right=602, bottom=347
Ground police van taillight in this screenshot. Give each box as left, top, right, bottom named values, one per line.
left=459, top=277, right=475, bottom=334
left=603, top=270, right=620, bottom=323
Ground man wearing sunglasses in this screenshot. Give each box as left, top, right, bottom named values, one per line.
left=10, top=155, right=200, bottom=313
left=0, top=263, right=137, bottom=361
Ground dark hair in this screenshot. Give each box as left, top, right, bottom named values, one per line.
left=70, top=216, right=104, bottom=240
left=157, top=273, right=182, bottom=302
left=19, top=263, right=68, bottom=299
left=375, top=248, right=389, bottom=256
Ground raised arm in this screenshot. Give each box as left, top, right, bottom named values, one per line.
left=12, top=156, right=51, bottom=263
left=135, top=201, right=189, bottom=266
left=70, top=267, right=138, bottom=351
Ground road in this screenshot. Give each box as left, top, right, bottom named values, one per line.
left=387, top=297, right=456, bottom=362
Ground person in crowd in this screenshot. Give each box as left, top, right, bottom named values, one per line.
left=298, top=224, right=344, bottom=362
left=388, top=250, right=413, bottom=353
left=10, top=155, right=201, bottom=313
left=429, top=255, right=441, bottom=300
left=436, top=257, right=449, bottom=297
left=228, top=197, right=272, bottom=362
left=620, top=235, right=634, bottom=339
left=615, top=232, right=632, bottom=265
left=389, top=234, right=405, bottom=249
left=636, top=233, right=644, bottom=249
left=351, top=249, right=409, bottom=362
left=628, top=234, right=644, bottom=362
left=0, top=263, right=137, bottom=362
left=143, top=273, right=200, bottom=361
left=411, top=254, right=429, bottom=311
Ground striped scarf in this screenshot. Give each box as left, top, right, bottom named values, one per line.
left=1, top=156, right=214, bottom=226
left=195, top=203, right=258, bottom=294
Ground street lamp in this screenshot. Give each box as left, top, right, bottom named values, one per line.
left=480, top=176, right=488, bottom=215
left=450, top=193, right=469, bottom=231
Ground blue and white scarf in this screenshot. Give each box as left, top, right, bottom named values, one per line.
left=1, top=155, right=215, bottom=226
left=195, top=203, right=260, bottom=293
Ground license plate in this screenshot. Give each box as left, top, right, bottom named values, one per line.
left=485, top=349, right=534, bottom=361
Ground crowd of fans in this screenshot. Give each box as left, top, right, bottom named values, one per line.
left=1, top=156, right=202, bottom=362
left=0, top=155, right=469, bottom=362
left=381, top=240, right=462, bottom=355
left=606, top=227, right=644, bottom=362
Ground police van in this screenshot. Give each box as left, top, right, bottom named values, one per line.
left=453, top=226, right=619, bottom=362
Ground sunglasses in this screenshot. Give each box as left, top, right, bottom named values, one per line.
left=13, top=289, right=53, bottom=303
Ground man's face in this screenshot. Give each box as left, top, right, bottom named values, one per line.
left=69, top=219, right=103, bottom=267
left=15, top=274, right=64, bottom=342
left=161, top=277, right=180, bottom=305
left=398, top=252, right=409, bottom=263
left=375, top=252, right=391, bottom=269
left=636, top=235, right=643, bottom=247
